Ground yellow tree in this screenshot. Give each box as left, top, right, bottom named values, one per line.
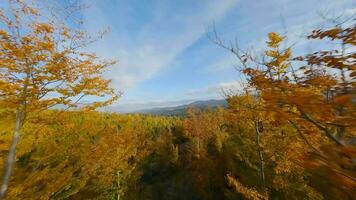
left=224, top=27, right=355, bottom=198
left=212, top=20, right=355, bottom=198
left=0, top=1, right=118, bottom=198
left=226, top=93, right=267, bottom=188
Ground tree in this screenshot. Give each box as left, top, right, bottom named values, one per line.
left=0, top=1, right=118, bottom=198
left=226, top=93, right=267, bottom=188
left=214, top=20, right=355, bottom=199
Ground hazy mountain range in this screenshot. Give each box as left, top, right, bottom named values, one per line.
left=135, top=99, right=227, bottom=116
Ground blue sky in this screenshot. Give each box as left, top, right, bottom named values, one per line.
left=80, top=0, right=355, bottom=112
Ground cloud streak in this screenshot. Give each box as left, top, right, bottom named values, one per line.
left=80, top=0, right=354, bottom=112
left=83, top=0, right=240, bottom=90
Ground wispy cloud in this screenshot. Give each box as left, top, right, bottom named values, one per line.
left=107, top=80, right=241, bottom=113
left=205, top=0, right=356, bottom=74
left=106, top=99, right=195, bottom=113
left=83, top=0, right=240, bottom=90
left=185, top=81, right=242, bottom=100
left=80, top=0, right=354, bottom=112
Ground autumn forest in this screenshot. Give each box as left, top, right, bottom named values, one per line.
left=0, top=1, right=355, bottom=200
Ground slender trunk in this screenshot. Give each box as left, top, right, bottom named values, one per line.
left=255, top=120, right=265, bottom=188
left=0, top=107, right=25, bottom=200
left=117, top=171, right=121, bottom=200
left=196, top=137, right=201, bottom=159
left=0, top=72, right=29, bottom=200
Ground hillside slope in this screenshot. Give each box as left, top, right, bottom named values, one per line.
left=136, top=99, right=227, bottom=116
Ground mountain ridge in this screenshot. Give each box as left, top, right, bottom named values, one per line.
left=135, top=99, right=227, bottom=116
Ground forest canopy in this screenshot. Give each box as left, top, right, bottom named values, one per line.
left=0, top=0, right=355, bottom=200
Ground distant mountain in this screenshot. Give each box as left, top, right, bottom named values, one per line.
left=136, top=99, right=227, bottom=116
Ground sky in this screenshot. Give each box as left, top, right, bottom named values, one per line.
left=79, top=0, right=355, bottom=112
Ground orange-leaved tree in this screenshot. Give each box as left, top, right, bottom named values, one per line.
left=211, top=18, right=355, bottom=198
left=219, top=23, right=355, bottom=198
left=0, top=1, right=118, bottom=198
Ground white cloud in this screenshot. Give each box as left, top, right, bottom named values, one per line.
left=106, top=98, right=195, bottom=113
left=206, top=54, right=237, bottom=72
left=185, top=81, right=242, bottom=100
left=82, top=0, right=240, bottom=91
left=106, top=80, right=242, bottom=113
left=81, top=0, right=354, bottom=113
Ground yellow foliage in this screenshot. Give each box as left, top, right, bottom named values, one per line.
left=227, top=175, right=268, bottom=200
left=266, top=32, right=284, bottom=48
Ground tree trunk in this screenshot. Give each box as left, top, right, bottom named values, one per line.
left=255, top=120, right=265, bottom=188
left=0, top=107, right=25, bottom=200
left=0, top=73, right=28, bottom=200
